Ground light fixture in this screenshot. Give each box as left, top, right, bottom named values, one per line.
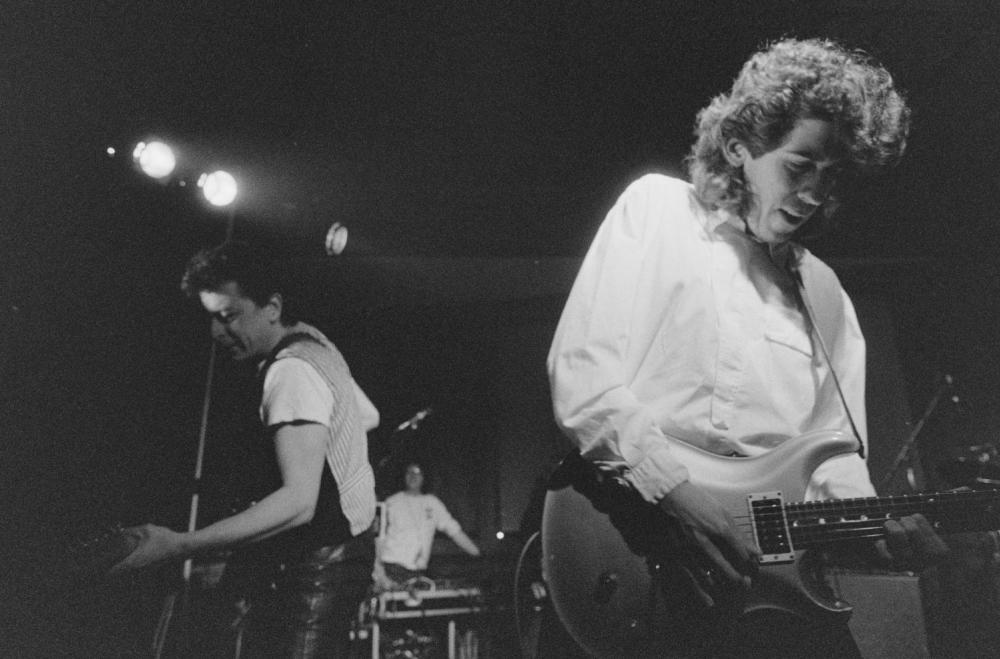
left=197, top=170, right=238, bottom=207
left=132, top=140, right=176, bottom=179
left=325, top=222, right=349, bottom=256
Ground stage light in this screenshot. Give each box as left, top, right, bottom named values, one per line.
left=495, top=531, right=505, bottom=540
left=198, top=170, right=238, bottom=207
left=132, top=140, right=176, bottom=179
left=325, top=222, right=348, bottom=256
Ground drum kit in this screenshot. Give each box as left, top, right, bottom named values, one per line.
left=883, top=374, right=1000, bottom=494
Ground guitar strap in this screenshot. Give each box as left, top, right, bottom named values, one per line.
left=788, top=258, right=866, bottom=459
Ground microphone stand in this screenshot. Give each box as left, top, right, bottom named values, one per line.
left=879, top=375, right=954, bottom=493
left=374, top=409, right=431, bottom=490
left=152, top=208, right=235, bottom=658
left=150, top=342, right=217, bottom=658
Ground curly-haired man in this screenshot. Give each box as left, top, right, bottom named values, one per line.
left=548, top=38, right=945, bottom=657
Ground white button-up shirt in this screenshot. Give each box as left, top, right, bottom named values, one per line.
left=547, top=174, right=875, bottom=503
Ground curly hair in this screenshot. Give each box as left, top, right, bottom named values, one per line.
left=686, top=38, right=910, bottom=223
left=180, top=240, right=300, bottom=325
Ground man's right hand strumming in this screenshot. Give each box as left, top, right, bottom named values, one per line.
left=660, top=481, right=760, bottom=597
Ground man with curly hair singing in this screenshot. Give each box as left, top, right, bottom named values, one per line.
left=547, top=38, right=946, bottom=657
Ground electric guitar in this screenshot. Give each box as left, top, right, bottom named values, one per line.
left=541, top=430, right=1000, bottom=658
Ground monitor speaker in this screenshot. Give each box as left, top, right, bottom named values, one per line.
left=829, top=569, right=929, bottom=659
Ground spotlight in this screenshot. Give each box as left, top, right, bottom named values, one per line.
left=198, top=170, right=238, bottom=207
left=325, top=222, right=348, bottom=256
left=132, top=140, right=176, bottom=179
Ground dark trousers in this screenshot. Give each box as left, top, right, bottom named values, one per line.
left=381, top=561, right=427, bottom=586
left=231, top=534, right=374, bottom=659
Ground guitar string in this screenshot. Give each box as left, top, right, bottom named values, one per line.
left=744, top=492, right=999, bottom=520
left=736, top=505, right=998, bottom=522
left=742, top=514, right=998, bottom=544
left=730, top=500, right=1000, bottom=549
left=748, top=509, right=997, bottom=528
left=692, top=491, right=999, bottom=550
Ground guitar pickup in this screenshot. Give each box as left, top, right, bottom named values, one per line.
left=748, top=492, right=796, bottom=564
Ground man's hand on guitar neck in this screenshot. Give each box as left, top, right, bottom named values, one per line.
left=660, top=480, right=760, bottom=598
left=877, top=513, right=950, bottom=571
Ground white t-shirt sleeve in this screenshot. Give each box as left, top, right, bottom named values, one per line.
left=260, top=357, right=334, bottom=428
left=429, top=495, right=462, bottom=536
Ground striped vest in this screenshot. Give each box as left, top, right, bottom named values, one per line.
left=262, top=325, right=376, bottom=545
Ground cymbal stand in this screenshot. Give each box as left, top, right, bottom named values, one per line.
left=879, top=374, right=954, bottom=493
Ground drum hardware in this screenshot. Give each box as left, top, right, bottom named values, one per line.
left=363, top=580, right=485, bottom=659
left=880, top=374, right=956, bottom=492
left=937, top=442, right=1000, bottom=490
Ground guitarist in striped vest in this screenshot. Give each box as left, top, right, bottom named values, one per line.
left=547, top=38, right=948, bottom=658
left=113, top=241, right=379, bottom=657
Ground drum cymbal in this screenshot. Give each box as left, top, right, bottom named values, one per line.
left=936, top=457, right=1000, bottom=488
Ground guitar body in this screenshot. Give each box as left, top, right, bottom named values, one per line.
left=541, top=430, right=860, bottom=658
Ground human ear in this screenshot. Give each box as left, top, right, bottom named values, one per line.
left=723, top=139, right=750, bottom=167
left=265, top=293, right=283, bottom=322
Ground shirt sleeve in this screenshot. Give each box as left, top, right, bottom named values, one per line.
left=429, top=495, right=462, bottom=537
left=260, top=357, right=334, bottom=428
left=547, top=176, right=690, bottom=503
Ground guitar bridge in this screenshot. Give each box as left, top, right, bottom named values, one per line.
left=748, top=492, right=795, bottom=564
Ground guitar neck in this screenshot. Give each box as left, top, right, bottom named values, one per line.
left=779, top=489, right=1000, bottom=549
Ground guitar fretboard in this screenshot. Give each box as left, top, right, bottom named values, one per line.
left=753, top=489, right=1000, bottom=552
